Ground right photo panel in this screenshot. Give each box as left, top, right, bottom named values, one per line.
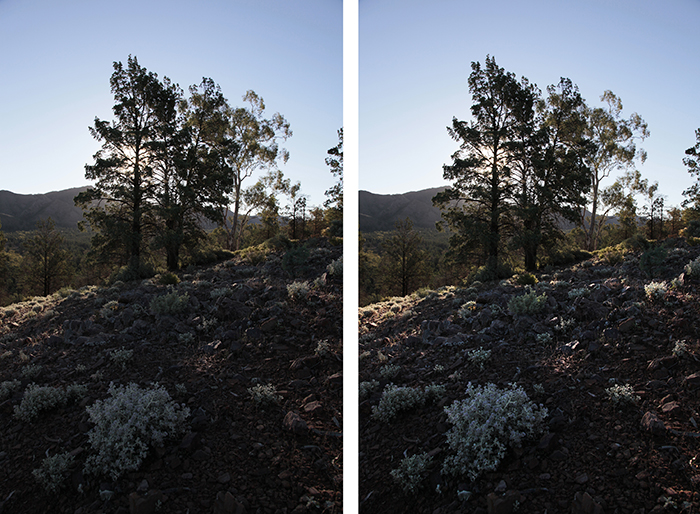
left=358, top=1, right=700, bottom=512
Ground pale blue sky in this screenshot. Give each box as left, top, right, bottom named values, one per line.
left=0, top=0, right=342, bottom=209
left=360, top=0, right=700, bottom=209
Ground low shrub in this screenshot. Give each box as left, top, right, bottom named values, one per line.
left=287, top=280, right=311, bottom=301
left=468, top=263, right=513, bottom=284
left=84, top=382, right=189, bottom=480
left=359, top=380, right=380, bottom=399
left=466, top=347, right=491, bottom=370
left=150, top=288, right=189, bottom=316
left=282, top=245, right=310, bottom=277
left=685, top=256, right=700, bottom=277
left=508, top=288, right=547, bottom=316
left=109, top=262, right=155, bottom=284
left=326, top=256, right=343, bottom=276
left=14, top=383, right=87, bottom=422
left=371, top=383, right=445, bottom=422
left=158, top=272, right=180, bottom=285
left=644, top=281, right=668, bottom=303
left=457, top=301, right=477, bottom=320
left=390, top=452, right=433, bottom=494
left=515, top=273, right=538, bottom=285
left=248, top=383, right=282, bottom=407
left=0, top=379, right=21, bottom=401
left=640, top=246, right=668, bottom=277
left=33, top=452, right=75, bottom=494
left=109, top=347, right=134, bottom=371
left=605, top=383, right=639, bottom=407
left=442, top=382, right=547, bottom=480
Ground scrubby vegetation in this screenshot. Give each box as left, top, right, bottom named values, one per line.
left=360, top=236, right=700, bottom=513
left=0, top=235, right=342, bottom=513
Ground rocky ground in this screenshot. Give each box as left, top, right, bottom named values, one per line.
left=0, top=240, right=342, bottom=514
left=359, top=240, right=700, bottom=514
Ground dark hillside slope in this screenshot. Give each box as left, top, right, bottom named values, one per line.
left=359, top=187, right=446, bottom=233
left=0, top=187, right=88, bottom=231
left=359, top=241, right=700, bottom=513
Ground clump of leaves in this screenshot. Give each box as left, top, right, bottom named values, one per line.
left=371, top=383, right=445, bottom=422
left=248, top=383, right=282, bottom=407
left=508, top=287, right=547, bottom=316
left=390, top=452, right=433, bottom=494
left=442, top=382, right=547, bottom=480
left=467, top=347, right=491, bottom=370
left=644, top=281, right=668, bottom=303
left=282, top=245, right=310, bottom=277
left=14, top=383, right=87, bottom=422
left=109, top=347, right=134, bottom=371
left=287, top=280, right=311, bottom=301
left=685, top=256, right=700, bottom=277
left=150, top=288, right=189, bottom=315
left=33, top=452, right=75, bottom=493
left=639, top=246, right=668, bottom=277
left=84, top=382, right=189, bottom=480
left=157, top=272, right=180, bottom=285
left=605, top=383, right=639, bottom=407
left=515, top=273, right=538, bottom=285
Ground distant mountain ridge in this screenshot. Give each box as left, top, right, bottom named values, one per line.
left=0, top=187, right=262, bottom=233
left=0, top=187, right=89, bottom=232
left=360, top=186, right=609, bottom=234
left=359, top=187, right=447, bottom=232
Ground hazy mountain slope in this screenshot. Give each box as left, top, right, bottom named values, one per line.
left=0, top=187, right=88, bottom=232
left=359, top=187, right=446, bottom=232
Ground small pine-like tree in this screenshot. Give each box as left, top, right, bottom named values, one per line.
left=22, top=218, right=71, bottom=296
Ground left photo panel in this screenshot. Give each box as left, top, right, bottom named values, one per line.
left=0, top=1, right=343, bottom=512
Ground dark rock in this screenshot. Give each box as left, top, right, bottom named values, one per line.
left=283, top=411, right=308, bottom=435
left=213, top=491, right=247, bottom=514
left=575, top=473, right=589, bottom=484
left=486, top=490, right=522, bottom=514
left=537, top=432, right=556, bottom=451
left=180, top=432, right=201, bottom=451
left=260, top=317, right=278, bottom=333
left=303, top=400, right=323, bottom=414
left=405, top=335, right=422, bottom=346
left=581, top=330, right=596, bottom=341
left=571, top=491, right=604, bottom=514
left=202, top=340, right=225, bottom=355
left=128, top=490, right=163, bottom=514
left=45, top=335, right=63, bottom=346
left=245, top=327, right=263, bottom=342
left=618, top=318, right=636, bottom=333
left=325, top=372, right=342, bottom=388
left=587, top=340, right=601, bottom=353
left=602, top=328, right=620, bottom=341
left=190, top=408, right=208, bottom=431
left=550, top=450, right=568, bottom=462
left=641, top=411, right=666, bottom=435
left=290, top=355, right=320, bottom=370
left=661, top=401, right=682, bottom=418
left=652, top=367, right=669, bottom=380
left=684, top=371, right=700, bottom=387
left=192, top=449, right=210, bottom=461
left=647, top=379, right=668, bottom=390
